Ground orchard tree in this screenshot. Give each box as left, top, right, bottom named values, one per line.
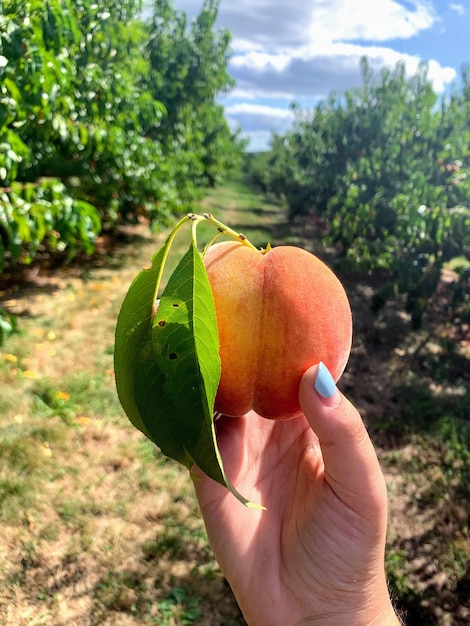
left=0, top=0, right=244, bottom=343
left=145, top=0, right=243, bottom=196
left=251, top=59, right=470, bottom=327
left=0, top=0, right=242, bottom=271
left=0, top=0, right=102, bottom=267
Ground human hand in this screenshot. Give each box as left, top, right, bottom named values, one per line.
left=193, top=362, right=401, bottom=625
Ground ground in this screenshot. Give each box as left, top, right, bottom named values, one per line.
left=0, top=179, right=468, bottom=625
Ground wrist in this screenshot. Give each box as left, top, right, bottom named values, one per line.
left=366, top=603, right=403, bottom=626
left=294, top=608, right=401, bottom=626
left=293, top=589, right=403, bottom=626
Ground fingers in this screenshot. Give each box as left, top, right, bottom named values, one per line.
left=299, top=363, right=388, bottom=521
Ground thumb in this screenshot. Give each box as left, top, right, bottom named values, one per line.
left=299, top=362, right=387, bottom=523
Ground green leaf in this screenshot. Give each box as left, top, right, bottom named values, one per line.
left=134, top=244, right=220, bottom=463
left=114, top=247, right=164, bottom=439
left=0, top=306, right=18, bottom=346
left=115, top=238, right=258, bottom=507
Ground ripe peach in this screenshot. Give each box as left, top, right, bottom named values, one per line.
left=204, top=241, right=352, bottom=420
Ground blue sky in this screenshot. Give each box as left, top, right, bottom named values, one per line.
left=173, top=0, right=470, bottom=150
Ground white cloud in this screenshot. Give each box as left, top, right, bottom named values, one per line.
left=225, top=103, right=295, bottom=132
left=173, top=1, right=454, bottom=97
left=426, top=59, right=457, bottom=92
left=172, top=1, right=457, bottom=149
left=174, top=0, right=313, bottom=50
left=239, top=130, right=275, bottom=152
left=449, top=3, right=465, bottom=16
left=224, top=103, right=295, bottom=151
left=309, top=0, right=437, bottom=43
left=230, top=52, right=291, bottom=73
left=229, top=43, right=456, bottom=99
left=176, top=0, right=438, bottom=48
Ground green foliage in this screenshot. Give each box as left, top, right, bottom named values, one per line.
left=0, top=179, right=100, bottom=268
left=114, top=214, right=261, bottom=507
left=145, top=0, right=244, bottom=195
left=0, top=306, right=17, bottom=345
left=156, top=587, right=202, bottom=624
left=250, top=59, right=470, bottom=327
left=0, top=0, right=242, bottom=274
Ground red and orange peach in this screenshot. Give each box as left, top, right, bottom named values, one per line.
left=204, top=241, right=352, bottom=420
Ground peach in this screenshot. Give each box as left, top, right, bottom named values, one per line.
left=204, top=241, right=352, bottom=420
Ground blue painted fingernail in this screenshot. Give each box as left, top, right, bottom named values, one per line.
left=314, top=361, right=337, bottom=399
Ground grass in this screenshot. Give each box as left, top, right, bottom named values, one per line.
left=0, top=174, right=469, bottom=625
left=0, top=384, right=234, bottom=622
left=0, top=175, right=285, bottom=625
left=198, top=177, right=288, bottom=248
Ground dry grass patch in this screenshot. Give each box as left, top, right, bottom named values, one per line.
left=0, top=215, right=245, bottom=625
left=1, top=178, right=468, bottom=624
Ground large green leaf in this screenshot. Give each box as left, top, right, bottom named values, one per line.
left=114, top=247, right=164, bottom=439
left=115, top=239, right=257, bottom=507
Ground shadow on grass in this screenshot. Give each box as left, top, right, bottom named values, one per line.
left=387, top=523, right=470, bottom=626
left=233, top=206, right=282, bottom=218
left=373, top=376, right=470, bottom=626
left=0, top=224, right=156, bottom=297
left=379, top=378, right=470, bottom=443
left=90, top=529, right=245, bottom=625
left=4, top=520, right=245, bottom=625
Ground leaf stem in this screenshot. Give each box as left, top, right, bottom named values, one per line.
left=151, top=215, right=191, bottom=313
left=152, top=212, right=261, bottom=315
left=200, top=212, right=260, bottom=252
left=202, top=231, right=225, bottom=258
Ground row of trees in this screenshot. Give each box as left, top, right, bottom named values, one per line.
left=0, top=0, right=243, bottom=271
left=247, top=59, right=470, bottom=328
